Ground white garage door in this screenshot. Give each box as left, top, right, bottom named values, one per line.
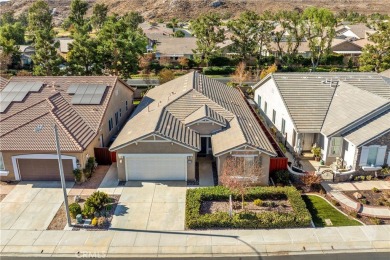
left=125, top=154, right=188, bottom=181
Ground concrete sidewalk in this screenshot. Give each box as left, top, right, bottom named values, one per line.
left=0, top=226, right=389, bottom=257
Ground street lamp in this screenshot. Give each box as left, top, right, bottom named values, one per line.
left=35, top=124, right=72, bottom=228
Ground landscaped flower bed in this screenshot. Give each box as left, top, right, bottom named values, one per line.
left=185, top=186, right=311, bottom=229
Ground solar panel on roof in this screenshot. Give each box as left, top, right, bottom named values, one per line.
left=0, top=101, right=11, bottom=113
left=67, top=84, right=79, bottom=94
left=12, top=82, right=27, bottom=91
left=71, top=94, right=83, bottom=104
left=90, top=94, right=104, bottom=104
left=80, top=94, right=94, bottom=104
left=14, top=91, right=28, bottom=102
left=75, top=85, right=88, bottom=95
left=2, top=82, right=17, bottom=92
left=85, top=85, right=97, bottom=94
left=94, top=85, right=107, bottom=94
left=30, top=82, right=43, bottom=92
left=3, top=92, right=18, bottom=102
left=0, top=92, right=9, bottom=102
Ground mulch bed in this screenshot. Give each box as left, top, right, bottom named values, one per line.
left=47, top=194, right=120, bottom=231
left=72, top=165, right=110, bottom=190
left=344, top=189, right=390, bottom=206
left=200, top=200, right=293, bottom=214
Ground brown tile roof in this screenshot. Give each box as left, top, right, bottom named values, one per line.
left=110, top=72, right=277, bottom=157
left=0, top=76, right=8, bottom=91
left=0, top=76, right=128, bottom=152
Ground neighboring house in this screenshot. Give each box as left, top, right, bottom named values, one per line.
left=18, top=45, right=35, bottom=67
left=110, top=72, right=277, bottom=184
left=335, top=23, right=376, bottom=40
left=126, top=79, right=160, bottom=99
left=0, top=76, right=134, bottom=181
left=57, top=38, right=74, bottom=58
left=154, top=37, right=197, bottom=60
left=268, top=41, right=311, bottom=58
left=253, top=72, right=390, bottom=175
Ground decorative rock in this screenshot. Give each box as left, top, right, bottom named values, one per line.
left=353, top=192, right=363, bottom=199
left=325, top=219, right=333, bottom=226
left=74, top=195, right=80, bottom=203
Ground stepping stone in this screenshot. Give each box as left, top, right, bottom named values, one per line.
left=325, top=219, right=333, bottom=226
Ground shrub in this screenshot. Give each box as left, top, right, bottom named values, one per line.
left=366, top=175, right=372, bottom=181
left=253, top=199, right=263, bottom=207
left=360, top=175, right=366, bottom=181
left=360, top=199, right=368, bottom=205
left=97, top=216, right=106, bottom=227
left=84, top=191, right=110, bottom=212
left=185, top=186, right=311, bottom=229
left=274, top=170, right=290, bottom=185
left=331, top=200, right=340, bottom=207
left=69, top=203, right=81, bottom=218
left=82, top=204, right=95, bottom=218
left=91, top=217, right=98, bottom=226
left=174, top=30, right=185, bottom=37
left=371, top=218, right=382, bottom=225
left=84, top=157, right=96, bottom=179
left=202, top=66, right=236, bottom=75
left=372, top=187, right=380, bottom=193
left=73, top=169, right=82, bottom=182
left=349, top=211, right=358, bottom=218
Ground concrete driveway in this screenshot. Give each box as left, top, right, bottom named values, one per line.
left=110, top=181, right=186, bottom=231
left=0, top=181, right=74, bottom=230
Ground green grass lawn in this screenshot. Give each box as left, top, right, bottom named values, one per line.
left=302, top=195, right=362, bottom=227
left=133, top=100, right=141, bottom=105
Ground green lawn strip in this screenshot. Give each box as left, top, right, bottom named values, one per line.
left=302, top=195, right=361, bottom=227
left=133, top=100, right=141, bottom=105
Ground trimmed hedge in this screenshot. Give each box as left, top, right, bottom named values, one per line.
left=186, top=186, right=311, bottom=229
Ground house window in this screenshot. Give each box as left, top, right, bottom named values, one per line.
left=281, top=118, right=286, bottom=134
left=264, top=101, right=268, bottom=115
left=272, top=109, right=276, bottom=124
left=328, top=137, right=343, bottom=157
left=115, top=112, right=119, bottom=126
left=360, top=145, right=387, bottom=166
left=119, top=108, right=122, bottom=117
left=257, top=95, right=261, bottom=108
left=367, top=147, right=378, bottom=165
left=126, top=101, right=128, bottom=111
left=108, top=118, right=113, bottom=131
left=0, top=152, right=5, bottom=170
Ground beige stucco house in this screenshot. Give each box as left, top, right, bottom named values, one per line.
left=110, top=72, right=277, bottom=185
left=0, top=76, right=134, bottom=181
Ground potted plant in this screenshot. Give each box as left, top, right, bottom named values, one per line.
left=311, top=146, right=322, bottom=161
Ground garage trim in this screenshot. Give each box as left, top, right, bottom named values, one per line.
left=118, top=153, right=192, bottom=181
left=12, top=154, right=77, bottom=181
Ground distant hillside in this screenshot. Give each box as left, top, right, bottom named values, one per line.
left=2, top=0, right=390, bottom=24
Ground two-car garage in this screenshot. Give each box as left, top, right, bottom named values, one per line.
left=123, top=154, right=189, bottom=181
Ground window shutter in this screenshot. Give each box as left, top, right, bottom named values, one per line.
left=359, top=147, right=369, bottom=166
left=376, top=146, right=387, bottom=166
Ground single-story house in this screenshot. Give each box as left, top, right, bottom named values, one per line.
left=18, top=45, right=35, bottom=67
left=154, top=37, right=197, bottom=60
left=110, top=72, right=277, bottom=184
left=253, top=72, right=390, bottom=175
left=335, top=23, right=376, bottom=40
left=0, top=76, right=134, bottom=181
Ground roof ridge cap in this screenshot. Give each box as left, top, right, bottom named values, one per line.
left=47, top=95, right=84, bottom=151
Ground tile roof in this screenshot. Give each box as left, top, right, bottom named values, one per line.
left=0, top=76, right=127, bottom=152
left=343, top=110, right=390, bottom=147
left=321, top=82, right=389, bottom=136
left=184, top=104, right=227, bottom=126
left=110, top=72, right=277, bottom=156
left=156, top=37, right=197, bottom=56
left=253, top=72, right=390, bottom=133
left=0, top=76, right=8, bottom=90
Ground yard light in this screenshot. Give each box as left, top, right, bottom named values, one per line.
left=35, top=124, right=72, bottom=228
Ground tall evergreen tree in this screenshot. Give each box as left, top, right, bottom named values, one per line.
left=191, top=13, right=225, bottom=66
left=28, top=0, right=62, bottom=75
left=359, top=21, right=390, bottom=72
left=96, top=15, right=147, bottom=78
left=302, top=7, right=337, bottom=69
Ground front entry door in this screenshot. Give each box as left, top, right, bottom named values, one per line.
left=200, top=137, right=210, bottom=156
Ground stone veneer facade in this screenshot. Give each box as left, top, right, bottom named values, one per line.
left=352, top=131, right=390, bottom=176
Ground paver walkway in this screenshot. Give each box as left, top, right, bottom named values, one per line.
left=322, top=181, right=390, bottom=218
left=0, top=225, right=389, bottom=257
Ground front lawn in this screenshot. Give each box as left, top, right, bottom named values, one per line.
left=302, top=195, right=362, bottom=227
left=186, top=186, right=311, bottom=229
